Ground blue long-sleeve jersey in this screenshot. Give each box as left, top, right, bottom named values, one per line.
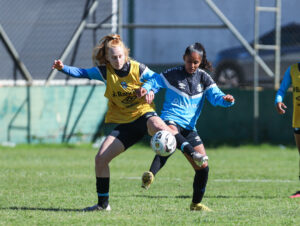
left=275, top=65, right=293, bottom=104
left=143, top=66, right=234, bottom=130
left=60, top=61, right=157, bottom=84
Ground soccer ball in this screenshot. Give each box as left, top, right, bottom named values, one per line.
left=150, top=130, right=177, bottom=156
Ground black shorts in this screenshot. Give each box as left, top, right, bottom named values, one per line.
left=294, top=128, right=300, bottom=134
left=165, top=120, right=203, bottom=147
left=110, top=112, right=158, bottom=150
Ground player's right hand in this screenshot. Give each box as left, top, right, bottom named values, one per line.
left=52, top=60, right=64, bottom=70
left=136, top=87, right=147, bottom=98
left=276, top=102, right=287, bottom=114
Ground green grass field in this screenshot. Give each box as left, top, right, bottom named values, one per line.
left=0, top=143, right=299, bottom=225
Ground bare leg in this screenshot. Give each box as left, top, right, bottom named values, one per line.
left=95, top=135, right=125, bottom=177
left=294, top=133, right=300, bottom=155
left=84, top=135, right=125, bottom=211
left=294, top=134, right=300, bottom=180
left=146, top=116, right=177, bottom=136
left=289, top=133, right=300, bottom=198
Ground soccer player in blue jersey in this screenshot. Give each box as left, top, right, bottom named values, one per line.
left=52, top=34, right=208, bottom=211
left=275, top=62, right=300, bottom=198
left=136, top=42, right=235, bottom=211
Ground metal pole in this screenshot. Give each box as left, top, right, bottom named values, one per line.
left=0, top=24, right=33, bottom=83
left=92, top=7, right=97, bottom=46
left=7, top=99, right=27, bottom=142
left=66, top=86, right=96, bottom=143
left=85, top=23, right=227, bottom=29
left=111, top=0, right=118, bottom=33
left=128, top=0, right=135, bottom=57
left=253, top=0, right=260, bottom=144
left=45, top=0, right=98, bottom=84
left=27, top=86, right=31, bottom=143
left=205, top=0, right=274, bottom=78
left=274, top=0, right=281, bottom=89
left=117, top=0, right=123, bottom=37
left=62, top=86, right=78, bottom=143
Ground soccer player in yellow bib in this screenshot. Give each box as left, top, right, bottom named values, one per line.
left=275, top=62, right=300, bottom=198
left=52, top=34, right=206, bottom=211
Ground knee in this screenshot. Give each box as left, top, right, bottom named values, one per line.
left=147, top=127, right=155, bottom=137
left=146, top=118, right=158, bottom=136
left=194, top=162, right=208, bottom=171
left=147, top=116, right=169, bottom=136
left=95, top=153, right=108, bottom=168
left=201, top=162, right=208, bottom=169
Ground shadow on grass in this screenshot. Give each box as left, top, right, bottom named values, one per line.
left=205, top=195, right=279, bottom=199
left=133, top=194, right=279, bottom=199
left=133, top=194, right=191, bottom=199
left=1, top=206, right=84, bottom=212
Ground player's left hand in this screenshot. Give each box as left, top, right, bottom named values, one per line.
left=145, top=90, right=155, bottom=104
left=223, top=94, right=235, bottom=102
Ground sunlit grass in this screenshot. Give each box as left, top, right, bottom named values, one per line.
left=0, top=143, right=299, bottom=225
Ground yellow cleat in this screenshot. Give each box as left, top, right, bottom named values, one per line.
left=141, top=171, right=154, bottom=190
left=190, top=202, right=212, bottom=212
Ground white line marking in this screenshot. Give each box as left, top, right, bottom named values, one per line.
left=122, top=177, right=297, bottom=183
left=213, top=179, right=295, bottom=183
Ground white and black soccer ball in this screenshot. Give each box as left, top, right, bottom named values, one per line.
left=150, top=130, right=177, bottom=156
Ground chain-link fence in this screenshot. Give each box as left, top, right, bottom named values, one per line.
left=0, top=0, right=112, bottom=82
left=1, top=0, right=300, bottom=88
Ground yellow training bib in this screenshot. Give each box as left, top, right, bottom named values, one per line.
left=104, top=60, right=155, bottom=123
left=290, top=63, right=300, bottom=127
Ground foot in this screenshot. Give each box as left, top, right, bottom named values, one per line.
left=190, top=202, right=212, bottom=211
left=141, top=171, right=154, bottom=190
left=83, top=204, right=111, bottom=211
left=191, top=152, right=208, bottom=167
left=289, top=191, right=300, bottom=198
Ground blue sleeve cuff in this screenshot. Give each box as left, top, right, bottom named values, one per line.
left=151, top=87, right=160, bottom=94
left=274, top=66, right=291, bottom=104
left=275, top=95, right=283, bottom=104
left=142, top=83, right=152, bottom=93
left=60, top=65, right=88, bottom=78
left=61, top=65, right=71, bottom=74
left=223, top=99, right=235, bottom=107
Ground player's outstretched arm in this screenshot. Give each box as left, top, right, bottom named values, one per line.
left=51, top=60, right=103, bottom=81
left=206, top=86, right=235, bottom=107
left=276, top=102, right=287, bottom=114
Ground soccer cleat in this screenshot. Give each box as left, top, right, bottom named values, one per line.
left=191, top=152, right=208, bottom=167
left=83, top=204, right=111, bottom=211
left=289, top=191, right=300, bottom=198
left=141, top=171, right=154, bottom=189
left=190, top=202, right=212, bottom=211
